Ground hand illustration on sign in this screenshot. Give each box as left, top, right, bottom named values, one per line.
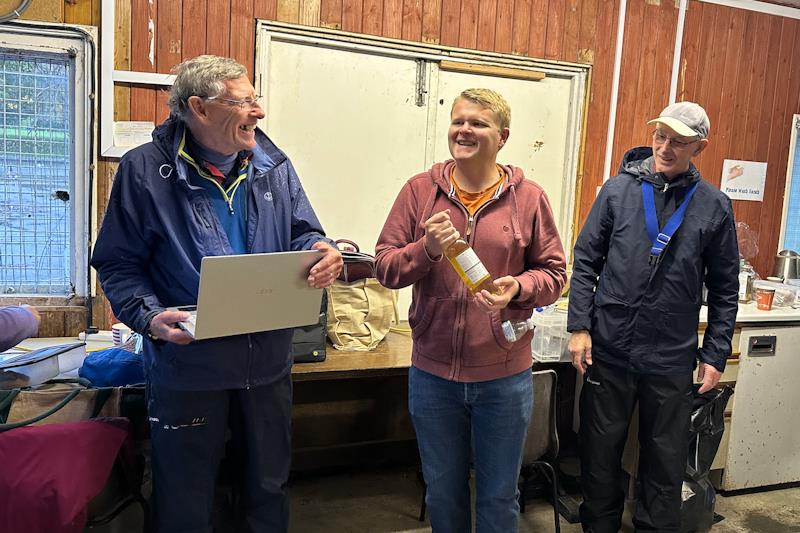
left=725, top=164, right=744, bottom=182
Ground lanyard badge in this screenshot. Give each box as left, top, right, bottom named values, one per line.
left=642, top=181, right=698, bottom=265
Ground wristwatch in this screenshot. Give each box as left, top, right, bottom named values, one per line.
left=144, top=317, right=162, bottom=343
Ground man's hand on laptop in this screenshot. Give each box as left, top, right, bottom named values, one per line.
left=150, top=310, right=195, bottom=345
left=307, top=241, right=343, bottom=289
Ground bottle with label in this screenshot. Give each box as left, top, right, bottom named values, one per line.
left=444, top=238, right=499, bottom=295
left=738, top=270, right=753, bottom=302
left=502, top=317, right=535, bottom=343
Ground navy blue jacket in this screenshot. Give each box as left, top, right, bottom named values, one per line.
left=567, top=147, right=739, bottom=374
left=91, top=116, right=330, bottom=390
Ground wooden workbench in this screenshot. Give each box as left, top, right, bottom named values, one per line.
left=291, top=330, right=412, bottom=380
left=12, top=332, right=418, bottom=471
left=290, top=330, right=417, bottom=470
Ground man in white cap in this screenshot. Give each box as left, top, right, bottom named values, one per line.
left=567, top=101, right=739, bottom=532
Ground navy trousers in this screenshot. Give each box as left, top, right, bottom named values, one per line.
left=147, top=374, right=293, bottom=533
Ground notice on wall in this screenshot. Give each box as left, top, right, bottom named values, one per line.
left=720, top=159, right=767, bottom=201
left=113, top=121, right=155, bottom=147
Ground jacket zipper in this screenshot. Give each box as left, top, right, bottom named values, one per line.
left=246, top=334, right=253, bottom=389
left=449, top=196, right=497, bottom=381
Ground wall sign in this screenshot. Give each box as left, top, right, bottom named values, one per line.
left=720, top=159, right=767, bottom=201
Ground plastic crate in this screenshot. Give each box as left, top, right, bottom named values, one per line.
left=530, top=309, right=571, bottom=363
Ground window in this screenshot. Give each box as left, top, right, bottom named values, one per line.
left=0, top=24, right=94, bottom=299
left=781, top=115, right=800, bottom=253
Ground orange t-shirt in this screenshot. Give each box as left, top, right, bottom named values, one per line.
left=451, top=165, right=505, bottom=215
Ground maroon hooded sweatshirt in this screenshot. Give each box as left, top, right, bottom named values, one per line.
left=376, top=161, right=567, bottom=382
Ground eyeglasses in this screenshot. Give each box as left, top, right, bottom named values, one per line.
left=652, top=130, right=699, bottom=149
left=204, top=94, right=263, bottom=110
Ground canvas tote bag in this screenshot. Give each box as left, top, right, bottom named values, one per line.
left=326, top=278, right=398, bottom=351
left=0, top=378, right=121, bottom=431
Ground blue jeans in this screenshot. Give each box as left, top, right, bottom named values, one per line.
left=409, top=366, right=533, bottom=533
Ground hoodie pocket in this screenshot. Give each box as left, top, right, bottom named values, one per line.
left=461, top=308, right=521, bottom=367
left=411, top=297, right=456, bottom=363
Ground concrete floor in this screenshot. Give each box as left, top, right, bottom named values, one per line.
left=288, top=466, right=800, bottom=533
left=88, top=464, right=800, bottom=532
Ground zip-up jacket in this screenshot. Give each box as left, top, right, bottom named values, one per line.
left=91, top=116, right=330, bottom=390
left=567, top=147, right=739, bottom=374
left=376, top=161, right=567, bottom=383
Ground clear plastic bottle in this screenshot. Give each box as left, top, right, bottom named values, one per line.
left=502, top=317, right=535, bottom=343
left=444, top=238, right=499, bottom=295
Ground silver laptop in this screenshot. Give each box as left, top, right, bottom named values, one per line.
left=175, top=250, right=324, bottom=340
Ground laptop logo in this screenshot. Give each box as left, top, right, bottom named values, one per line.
left=255, top=288, right=274, bottom=295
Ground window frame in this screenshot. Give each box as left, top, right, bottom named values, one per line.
left=0, top=22, right=96, bottom=303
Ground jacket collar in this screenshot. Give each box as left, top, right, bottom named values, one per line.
left=619, top=146, right=702, bottom=189
left=152, top=114, right=287, bottom=178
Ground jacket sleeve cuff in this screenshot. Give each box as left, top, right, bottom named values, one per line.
left=699, top=352, right=726, bottom=372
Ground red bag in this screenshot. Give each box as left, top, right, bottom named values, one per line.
left=336, top=239, right=376, bottom=282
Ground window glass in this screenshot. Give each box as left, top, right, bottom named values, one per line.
left=0, top=51, right=72, bottom=295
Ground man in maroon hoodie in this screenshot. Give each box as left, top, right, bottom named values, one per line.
left=376, top=88, right=567, bottom=532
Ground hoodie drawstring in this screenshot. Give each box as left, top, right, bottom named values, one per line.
left=508, top=184, right=524, bottom=244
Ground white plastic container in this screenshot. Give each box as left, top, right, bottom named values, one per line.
left=530, top=308, right=571, bottom=363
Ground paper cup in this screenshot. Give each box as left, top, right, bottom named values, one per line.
left=755, top=287, right=775, bottom=311
left=111, top=323, right=132, bottom=346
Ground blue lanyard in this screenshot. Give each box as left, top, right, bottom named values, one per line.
left=642, top=180, right=698, bottom=264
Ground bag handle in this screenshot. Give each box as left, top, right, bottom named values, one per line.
left=335, top=239, right=360, bottom=252
left=0, top=378, right=109, bottom=432
left=0, top=387, right=84, bottom=432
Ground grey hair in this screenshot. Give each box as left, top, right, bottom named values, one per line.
left=167, top=55, right=248, bottom=120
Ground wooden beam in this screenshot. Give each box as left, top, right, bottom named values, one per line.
left=439, top=60, right=546, bottom=81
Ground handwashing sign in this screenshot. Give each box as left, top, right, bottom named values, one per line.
left=720, top=159, right=767, bottom=201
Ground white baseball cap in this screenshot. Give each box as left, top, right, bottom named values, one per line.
left=647, top=101, right=710, bottom=139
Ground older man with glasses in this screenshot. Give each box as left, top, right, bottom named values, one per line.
left=567, top=101, right=739, bottom=532
left=92, top=55, right=342, bottom=532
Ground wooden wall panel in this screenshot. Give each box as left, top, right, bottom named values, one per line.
left=130, top=0, right=157, bottom=123
left=320, top=0, right=343, bottom=29
left=254, top=0, right=278, bottom=20
left=183, top=0, right=209, bottom=61
left=362, top=0, right=383, bottom=36
left=420, top=0, right=441, bottom=44
left=511, top=0, right=531, bottom=56
left=114, top=0, right=132, bottom=122
left=17, top=0, right=63, bottom=22
left=341, top=0, right=363, bottom=32
left=679, top=1, right=800, bottom=278
left=576, top=0, right=617, bottom=226
left=439, top=0, right=459, bottom=47
left=544, top=0, right=565, bottom=60
left=457, top=0, right=477, bottom=50
left=64, top=0, right=93, bottom=24
left=382, top=0, right=402, bottom=38
left=476, top=0, right=497, bottom=53
left=401, top=0, right=422, bottom=42
left=494, top=0, right=512, bottom=53
left=208, top=0, right=233, bottom=54
left=562, top=0, right=580, bottom=63
left=232, top=0, right=257, bottom=78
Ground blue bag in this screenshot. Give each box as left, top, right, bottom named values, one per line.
left=79, top=347, right=145, bottom=387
